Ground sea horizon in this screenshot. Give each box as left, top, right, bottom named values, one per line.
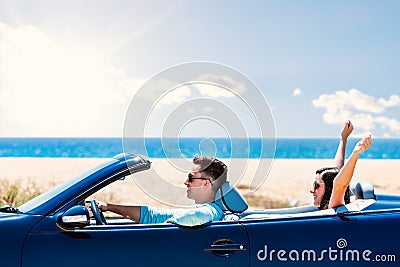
left=0, top=137, right=399, bottom=159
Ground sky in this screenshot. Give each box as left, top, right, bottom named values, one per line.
left=1, top=0, right=400, bottom=138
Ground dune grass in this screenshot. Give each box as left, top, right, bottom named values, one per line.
left=236, top=184, right=295, bottom=209
left=0, top=179, right=43, bottom=207
left=243, top=193, right=293, bottom=209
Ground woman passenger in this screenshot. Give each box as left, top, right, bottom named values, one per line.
left=311, top=135, right=372, bottom=210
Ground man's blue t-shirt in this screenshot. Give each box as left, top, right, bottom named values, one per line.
left=139, top=202, right=224, bottom=227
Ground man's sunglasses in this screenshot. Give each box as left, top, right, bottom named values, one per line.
left=188, top=173, right=211, bottom=183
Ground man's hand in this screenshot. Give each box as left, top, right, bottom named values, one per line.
left=96, top=200, right=108, bottom=212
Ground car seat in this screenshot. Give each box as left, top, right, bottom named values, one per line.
left=354, top=181, right=376, bottom=200
left=214, top=181, right=248, bottom=213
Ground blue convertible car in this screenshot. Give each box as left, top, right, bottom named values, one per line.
left=1, top=153, right=399, bottom=266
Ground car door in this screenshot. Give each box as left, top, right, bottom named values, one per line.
left=242, top=211, right=399, bottom=266
left=22, top=219, right=249, bottom=267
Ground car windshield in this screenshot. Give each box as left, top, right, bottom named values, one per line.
left=18, top=159, right=118, bottom=213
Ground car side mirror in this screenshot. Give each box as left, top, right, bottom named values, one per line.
left=59, top=205, right=90, bottom=229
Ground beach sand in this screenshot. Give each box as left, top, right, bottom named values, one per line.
left=1, top=157, right=399, bottom=209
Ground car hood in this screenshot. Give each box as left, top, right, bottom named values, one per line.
left=0, top=212, right=42, bottom=228
left=0, top=212, right=23, bottom=220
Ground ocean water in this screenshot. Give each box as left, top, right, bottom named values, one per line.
left=0, top=138, right=399, bottom=159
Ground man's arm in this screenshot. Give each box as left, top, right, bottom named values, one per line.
left=97, top=201, right=141, bottom=222
left=329, top=135, right=371, bottom=208
left=334, top=120, right=354, bottom=169
left=167, top=203, right=223, bottom=226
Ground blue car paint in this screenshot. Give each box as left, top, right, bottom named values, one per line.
left=0, top=213, right=43, bottom=267
left=1, top=153, right=399, bottom=266
left=23, top=222, right=250, bottom=267
left=244, top=211, right=400, bottom=266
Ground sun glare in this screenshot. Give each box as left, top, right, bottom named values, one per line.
left=1, top=23, right=135, bottom=137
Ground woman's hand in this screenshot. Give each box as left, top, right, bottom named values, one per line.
left=341, top=120, right=354, bottom=140
left=353, top=135, right=372, bottom=155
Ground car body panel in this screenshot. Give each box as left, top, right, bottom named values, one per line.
left=0, top=213, right=43, bottom=267
left=243, top=211, right=400, bottom=266
left=23, top=221, right=249, bottom=267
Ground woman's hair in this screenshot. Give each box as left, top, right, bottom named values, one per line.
left=316, top=167, right=351, bottom=210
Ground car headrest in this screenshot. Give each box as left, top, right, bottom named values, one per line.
left=215, top=181, right=248, bottom=213
left=355, top=181, right=376, bottom=200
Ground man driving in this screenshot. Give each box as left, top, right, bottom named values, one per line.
left=96, top=156, right=227, bottom=226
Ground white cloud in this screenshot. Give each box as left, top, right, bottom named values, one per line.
left=196, top=83, right=236, bottom=98
left=151, top=82, right=237, bottom=109
left=0, top=23, right=139, bottom=137
left=375, top=116, right=400, bottom=132
left=378, top=95, right=400, bottom=108
left=313, top=89, right=400, bottom=137
left=155, top=86, right=191, bottom=108
left=197, top=74, right=245, bottom=96
left=293, top=88, right=302, bottom=96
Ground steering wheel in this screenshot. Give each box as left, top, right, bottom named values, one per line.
left=90, top=200, right=107, bottom=225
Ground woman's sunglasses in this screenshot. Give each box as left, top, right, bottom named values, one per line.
left=313, top=181, right=321, bottom=190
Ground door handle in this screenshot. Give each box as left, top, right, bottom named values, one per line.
left=204, top=239, right=246, bottom=256
left=204, top=243, right=247, bottom=252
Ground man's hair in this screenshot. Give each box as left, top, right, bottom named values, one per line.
left=193, top=156, right=227, bottom=190
left=316, top=167, right=350, bottom=210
